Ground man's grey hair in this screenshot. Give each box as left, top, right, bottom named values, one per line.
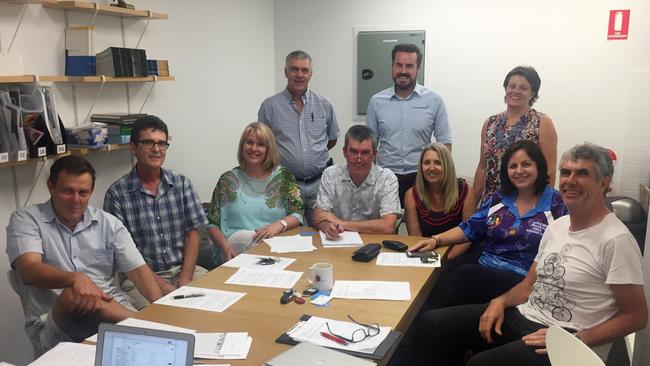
left=285, top=50, right=312, bottom=69
left=344, top=125, right=377, bottom=151
left=560, top=142, right=614, bottom=182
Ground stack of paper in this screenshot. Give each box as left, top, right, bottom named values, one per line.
left=86, top=318, right=196, bottom=343
left=287, top=316, right=390, bottom=354
left=376, top=252, right=441, bottom=267
left=330, top=280, right=411, bottom=301
left=28, top=342, right=95, bottom=366
left=319, top=231, right=364, bottom=247
left=222, top=253, right=296, bottom=271
left=195, top=332, right=252, bottom=360
left=155, top=286, right=246, bottom=312
left=225, top=267, right=302, bottom=288
left=264, top=234, right=316, bottom=253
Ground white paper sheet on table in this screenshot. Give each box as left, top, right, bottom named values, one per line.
left=286, top=315, right=391, bottom=354
left=155, top=285, right=246, bottom=312
left=194, top=332, right=252, bottom=359
left=222, top=253, right=296, bottom=271
left=264, top=234, right=316, bottom=253
left=330, top=280, right=411, bottom=301
left=376, top=252, right=440, bottom=267
left=85, top=317, right=197, bottom=343
left=225, top=267, right=302, bottom=288
left=28, top=342, right=95, bottom=366
left=319, top=230, right=364, bottom=247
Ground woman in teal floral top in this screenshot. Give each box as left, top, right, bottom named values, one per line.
left=207, top=123, right=304, bottom=264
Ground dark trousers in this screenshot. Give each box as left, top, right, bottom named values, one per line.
left=416, top=304, right=550, bottom=366
left=396, top=173, right=417, bottom=208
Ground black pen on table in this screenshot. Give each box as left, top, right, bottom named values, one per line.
left=173, top=293, right=205, bottom=300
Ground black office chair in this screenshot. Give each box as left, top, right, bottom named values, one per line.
left=605, top=196, right=646, bottom=255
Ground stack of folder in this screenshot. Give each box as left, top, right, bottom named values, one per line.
left=91, top=113, right=146, bottom=144
left=147, top=59, right=170, bottom=76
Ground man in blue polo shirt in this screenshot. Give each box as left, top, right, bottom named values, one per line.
left=366, top=43, right=452, bottom=207
left=258, top=50, right=340, bottom=227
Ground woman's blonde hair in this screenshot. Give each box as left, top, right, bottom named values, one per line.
left=237, top=122, right=280, bottom=171
left=414, top=143, right=459, bottom=213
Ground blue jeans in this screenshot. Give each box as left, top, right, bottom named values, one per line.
left=297, top=177, right=321, bottom=227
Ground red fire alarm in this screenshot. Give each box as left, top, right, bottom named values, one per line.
left=607, top=10, right=630, bottom=40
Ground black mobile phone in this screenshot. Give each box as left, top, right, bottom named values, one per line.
left=406, top=251, right=437, bottom=258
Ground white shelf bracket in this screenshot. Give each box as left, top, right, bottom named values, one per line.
left=134, top=10, right=152, bottom=49
left=23, top=158, right=47, bottom=208
left=81, top=75, right=106, bottom=125
left=11, top=166, right=20, bottom=210
left=1, top=3, right=28, bottom=54
left=90, top=2, right=100, bottom=27
left=138, top=75, right=157, bottom=113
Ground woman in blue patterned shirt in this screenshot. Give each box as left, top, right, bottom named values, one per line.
left=410, top=140, right=567, bottom=307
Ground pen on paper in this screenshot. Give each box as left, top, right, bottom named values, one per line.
left=173, top=293, right=205, bottom=300
left=320, top=331, right=348, bottom=345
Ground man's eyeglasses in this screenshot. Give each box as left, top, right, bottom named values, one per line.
left=325, top=315, right=380, bottom=343
left=137, top=139, right=170, bottom=150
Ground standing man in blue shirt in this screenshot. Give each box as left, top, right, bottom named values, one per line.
left=366, top=43, right=452, bottom=206
left=258, top=50, right=340, bottom=227
left=104, top=115, right=208, bottom=310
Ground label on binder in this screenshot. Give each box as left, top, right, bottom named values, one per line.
left=17, top=150, right=27, bottom=161
left=37, top=147, right=47, bottom=157
left=0, top=153, right=8, bottom=163
left=56, top=144, right=66, bottom=154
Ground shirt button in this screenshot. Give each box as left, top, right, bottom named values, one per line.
left=157, top=217, right=161, bottom=220
left=160, top=233, right=164, bottom=236
left=163, top=250, right=167, bottom=253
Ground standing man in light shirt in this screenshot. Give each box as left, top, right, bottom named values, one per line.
left=366, top=43, right=452, bottom=207
left=258, top=50, right=340, bottom=227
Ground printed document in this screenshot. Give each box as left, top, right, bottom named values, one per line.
left=330, top=280, right=411, bottom=301
left=28, top=342, right=95, bottom=366
left=195, top=332, right=252, bottom=359
left=286, top=316, right=390, bottom=354
left=222, top=253, right=296, bottom=271
left=264, top=234, right=316, bottom=253
left=225, top=267, right=302, bottom=288
left=319, top=231, right=363, bottom=247
left=86, top=317, right=196, bottom=343
left=376, top=252, right=441, bottom=267
left=155, top=285, right=246, bottom=312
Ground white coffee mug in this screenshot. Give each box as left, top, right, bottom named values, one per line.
left=308, top=262, right=334, bottom=292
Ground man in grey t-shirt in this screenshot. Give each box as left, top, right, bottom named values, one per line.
left=6, top=156, right=160, bottom=355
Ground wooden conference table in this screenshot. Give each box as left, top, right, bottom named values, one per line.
left=135, top=228, right=448, bottom=365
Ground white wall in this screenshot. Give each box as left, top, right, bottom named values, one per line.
left=0, top=1, right=275, bottom=364
left=273, top=0, right=650, bottom=194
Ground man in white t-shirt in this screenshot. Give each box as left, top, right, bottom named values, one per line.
left=416, top=143, right=647, bottom=366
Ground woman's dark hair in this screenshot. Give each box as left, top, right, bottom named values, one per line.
left=503, top=65, right=541, bottom=106
left=500, top=140, right=549, bottom=196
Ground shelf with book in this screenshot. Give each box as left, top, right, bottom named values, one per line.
left=0, top=75, right=175, bottom=83
left=42, top=1, right=168, bottom=19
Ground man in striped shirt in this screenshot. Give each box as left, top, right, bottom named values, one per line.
left=258, top=50, right=340, bottom=227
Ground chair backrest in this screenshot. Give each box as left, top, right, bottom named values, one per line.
left=546, top=326, right=605, bottom=366
left=605, top=196, right=647, bottom=255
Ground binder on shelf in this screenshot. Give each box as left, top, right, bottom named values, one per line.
left=96, top=47, right=148, bottom=77
left=275, top=314, right=401, bottom=361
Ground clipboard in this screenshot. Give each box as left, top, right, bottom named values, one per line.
left=275, top=314, right=402, bottom=360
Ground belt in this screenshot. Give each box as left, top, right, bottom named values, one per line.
left=296, top=172, right=323, bottom=184
left=395, top=172, right=416, bottom=181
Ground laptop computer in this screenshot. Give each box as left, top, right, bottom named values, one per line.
left=265, top=342, right=376, bottom=366
left=95, top=323, right=195, bottom=366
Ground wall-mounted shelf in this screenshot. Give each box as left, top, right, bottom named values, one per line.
left=0, top=75, right=175, bottom=83
left=0, top=152, right=70, bottom=169
left=42, top=1, right=168, bottom=19
left=68, top=143, right=130, bottom=155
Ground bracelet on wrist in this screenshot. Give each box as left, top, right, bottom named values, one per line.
left=278, top=219, right=288, bottom=232
left=431, top=235, right=441, bottom=247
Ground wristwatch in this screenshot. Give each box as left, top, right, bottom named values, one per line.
left=279, top=219, right=288, bottom=232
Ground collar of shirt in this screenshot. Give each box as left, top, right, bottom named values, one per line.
left=282, top=88, right=310, bottom=106
left=501, top=185, right=555, bottom=219
left=390, top=82, right=423, bottom=100
left=41, top=199, right=98, bottom=231
left=340, top=162, right=379, bottom=188
left=125, top=166, right=174, bottom=196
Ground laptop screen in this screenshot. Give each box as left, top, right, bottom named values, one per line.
left=99, top=329, right=190, bottom=366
